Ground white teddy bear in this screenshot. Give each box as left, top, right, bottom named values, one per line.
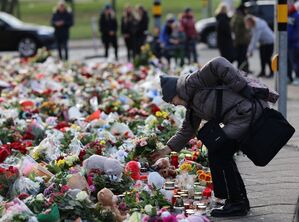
left=82, top=155, right=123, bottom=180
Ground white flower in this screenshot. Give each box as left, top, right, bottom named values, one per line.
left=144, top=204, right=153, bottom=215
left=76, top=191, right=89, bottom=201
left=36, top=193, right=44, bottom=201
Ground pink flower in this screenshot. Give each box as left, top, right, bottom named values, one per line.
left=139, top=139, right=148, bottom=147
left=142, top=215, right=150, bottom=222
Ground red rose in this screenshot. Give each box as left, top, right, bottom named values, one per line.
left=87, top=175, right=93, bottom=186
left=55, top=121, right=70, bottom=130
left=60, top=185, right=70, bottom=193
left=150, top=104, right=161, bottom=114
left=22, top=132, right=35, bottom=140
left=79, top=149, right=86, bottom=162
left=0, top=146, right=11, bottom=163
left=18, top=193, right=30, bottom=200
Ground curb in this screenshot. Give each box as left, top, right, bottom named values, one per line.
left=294, top=195, right=299, bottom=222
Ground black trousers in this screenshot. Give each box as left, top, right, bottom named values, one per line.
left=208, top=140, right=247, bottom=201
left=103, top=35, right=118, bottom=60
left=124, top=37, right=134, bottom=62
left=236, top=44, right=249, bottom=72
left=259, top=43, right=274, bottom=76
left=57, top=39, right=69, bottom=61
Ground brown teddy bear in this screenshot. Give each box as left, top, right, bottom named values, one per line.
left=152, top=157, right=177, bottom=178
left=97, top=188, right=126, bottom=222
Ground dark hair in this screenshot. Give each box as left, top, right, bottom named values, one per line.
left=185, top=7, right=191, bottom=13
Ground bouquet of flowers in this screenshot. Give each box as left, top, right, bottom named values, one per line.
left=0, top=166, right=20, bottom=198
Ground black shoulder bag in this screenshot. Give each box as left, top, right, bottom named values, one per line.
left=239, top=99, right=295, bottom=167
left=196, top=89, right=237, bottom=154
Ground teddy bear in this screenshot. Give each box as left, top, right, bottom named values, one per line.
left=82, top=155, right=123, bottom=180
left=97, top=188, right=127, bottom=222
left=152, top=157, right=177, bottom=178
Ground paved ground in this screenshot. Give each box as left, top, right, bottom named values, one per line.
left=1, top=39, right=299, bottom=222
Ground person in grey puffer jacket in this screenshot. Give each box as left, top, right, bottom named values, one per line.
left=152, top=57, right=269, bottom=217
left=245, top=15, right=275, bottom=78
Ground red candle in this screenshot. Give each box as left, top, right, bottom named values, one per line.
left=202, top=187, right=212, bottom=198
left=171, top=152, right=179, bottom=168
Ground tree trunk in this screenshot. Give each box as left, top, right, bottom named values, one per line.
left=1, top=0, right=9, bottom=12
left=0, top=0, right=19, bottom=17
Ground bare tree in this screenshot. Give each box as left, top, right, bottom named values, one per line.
left=0, top=0, right=20, bottom=17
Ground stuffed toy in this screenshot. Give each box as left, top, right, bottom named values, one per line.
left=97, top=188, right=127, bottom=222
left=152, top=157, right=177, bottom=178
left=83, top=155, right=123, bottom=180
left=125, top=161, right=141, bottom=180
left=148, top=172, right=165, bottom=189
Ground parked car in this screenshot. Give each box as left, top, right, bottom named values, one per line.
left=0, top=12, right=55, bottom=57
left=195, top=0, right=275, bottom=48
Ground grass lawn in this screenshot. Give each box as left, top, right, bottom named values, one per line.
left=19, top=0, right=224, bottom=39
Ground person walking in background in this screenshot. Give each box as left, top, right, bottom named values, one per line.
left=51, top=0, right=73, bottom=61
left=136, top=5, right=149, bottom=55
left=288, top=3, right=299, bottom=84
left=215, top=3, right=235, bottom=63
left=180, top=8, right=198, bottom=64
left=231, top=5, right=251, bottom=72
left=121, top=6, right=138, bottom=62
left=99, top=4, right=118, bottom=60
left=245, top=15, right=274, bottom=78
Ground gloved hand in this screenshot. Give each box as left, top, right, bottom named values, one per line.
left=240, top=85, right=255, bottom=101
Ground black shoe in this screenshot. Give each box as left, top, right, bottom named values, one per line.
left=257, top=72, right=266, bottom=77
left=210, top=199, right=248, bottom=217
left=266, top=73, right=274, bottom=78
left=244, top=197, right=250, bottom=211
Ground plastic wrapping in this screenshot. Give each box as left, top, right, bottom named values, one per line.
left=0, top=198, right=37, bottom=222
left=110, top=122, right=134, bottom=138
left=11, top=176, right=40, bottom=197
left=69, top=136, right=83, bottom=156
left=20, top=155, right=53, bottom=180
left=31, top=130, right=63, bottom=162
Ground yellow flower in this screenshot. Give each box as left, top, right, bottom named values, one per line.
left=179, top=162, right=192, bottom=172
left=100, top=140, right=106, bottom=145
left=112, top=101, right=121, bottom=107
left=70, top=124, right=80, bottom=131
left=56, top=159, right=66, bottom=168
left=32, top=151, right=40, bottom=160
left=161, top=111, right=168, bottom=119
left=155, top=111, right=162, bottom=117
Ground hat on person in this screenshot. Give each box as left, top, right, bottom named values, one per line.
left=185, top=7, right=192, bottom=13
left=104, top=4, right=112, bottom=9
left=160, top=75, right=178, bottom=103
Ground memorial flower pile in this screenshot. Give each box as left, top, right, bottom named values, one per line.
left=0, top=55, right=211, bottom=221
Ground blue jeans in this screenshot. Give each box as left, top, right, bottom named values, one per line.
left=185, top=37, right=198, bottom=63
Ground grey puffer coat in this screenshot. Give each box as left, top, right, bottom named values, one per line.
left=167, top=57, right=268, bottom=152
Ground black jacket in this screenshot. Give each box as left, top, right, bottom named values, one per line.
left=137, top=11, right=149, bottom=37
left=216, top=13, right=234, bottom=62
left=51, top=10, right=73, bottom=41
left=99, top=13, right=118, bottom=37
left=121, top=15, right=138, bottom=36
